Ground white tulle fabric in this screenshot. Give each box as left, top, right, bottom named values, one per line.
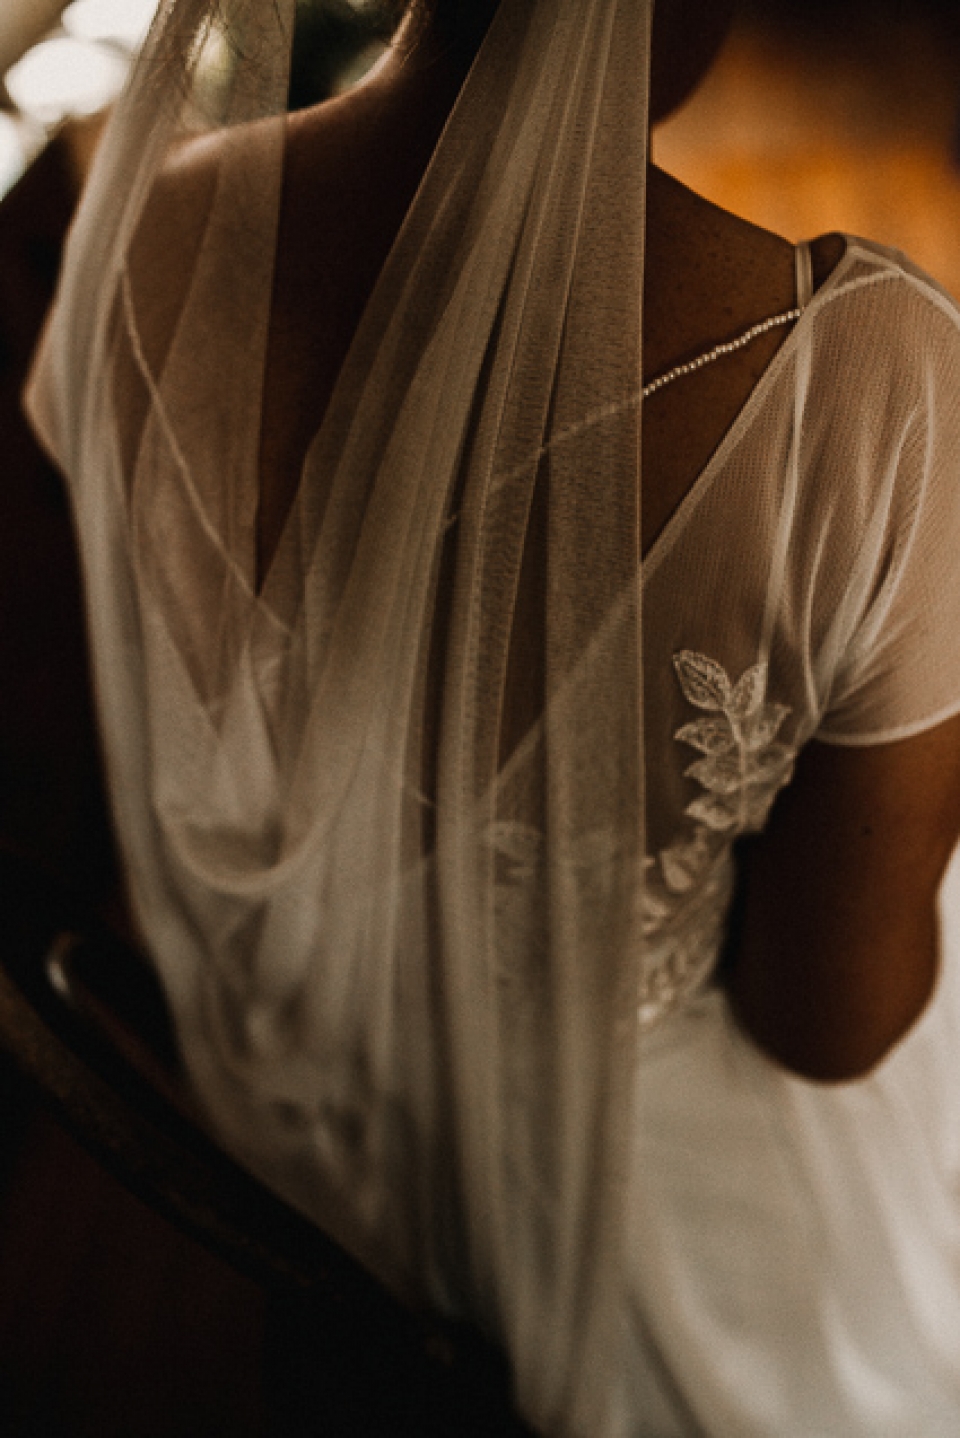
left=626, top=238, right=960, bottom=1434
left=25, top=1, right=652, bottom=1432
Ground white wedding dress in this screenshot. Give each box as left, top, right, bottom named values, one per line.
left=23, top=0, right=960, bottom=1425
left=619, top=236, right=960, bottom=1435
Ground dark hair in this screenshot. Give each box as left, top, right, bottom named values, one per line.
left=651, top=0, right=737, bottom=123
left=398, top=0, right=501, bottom=53
left=401, top=0, right=734, bottom=118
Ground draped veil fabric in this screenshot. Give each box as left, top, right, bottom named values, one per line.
left=26, top=1, right=653, bottom=1431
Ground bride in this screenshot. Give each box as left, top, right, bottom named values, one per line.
left=26, top=0, right=960, bottom=1431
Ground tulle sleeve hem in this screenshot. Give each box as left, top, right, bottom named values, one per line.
left=815, top=693, right=960, bottom=748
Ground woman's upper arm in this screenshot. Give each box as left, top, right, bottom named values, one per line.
left=728, top=272, right=960, bottom=1081
left=726, top=714, right=960, bottom=1081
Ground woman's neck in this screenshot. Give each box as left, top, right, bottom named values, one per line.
left=387, top=0, right=500, bottom=79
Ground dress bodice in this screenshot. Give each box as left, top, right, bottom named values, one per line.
left=636, top=238, right=960, bottom=1027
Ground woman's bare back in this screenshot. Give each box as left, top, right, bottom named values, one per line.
left=256, top=48, right=844, bottom=578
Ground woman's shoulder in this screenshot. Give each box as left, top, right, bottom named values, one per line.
left=793, top=235, right=960, bottom=434
left=644, top=170, right=799, bottom=379
left=810, top=235, right=960, bottom=337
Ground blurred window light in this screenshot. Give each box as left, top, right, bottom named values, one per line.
left=187, top=19, right=235, bottom=121
left=0, top=108, right=44, bottom=201
left=5, top=35, right=128, bottom=123
left=0, top=112, right=26, bottom=197
left=62, top=0, right=161, bottom=52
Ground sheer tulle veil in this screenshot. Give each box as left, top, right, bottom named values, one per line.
left=26, top=0, right=652, bottom=1430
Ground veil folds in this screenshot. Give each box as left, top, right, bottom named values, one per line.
left=26, top=0, right=652, bottom=1430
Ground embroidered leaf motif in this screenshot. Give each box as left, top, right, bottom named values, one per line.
left=675, top=718, right=736, bottom=755
left=630, top=652, right=799, bottom=1029
left=743, top=703, right=790, bottom=751
left=660, top=840, right=702, bottom=893
left=671, top=650, right=797, bottom=841
left=748, top=743, right=795, bottom=787
left=675, top=652, right=804, bottom=839
left=745, top=790, right=780, bottom=829
left=685, top=754, right=742, bottom=796
left=673, top=652, right=731, bottom=711
left=728, top=663, right=768, bottom=720
left=641, top=890, right=672, bottom=929
left=686, top=794, right=738, bottom=831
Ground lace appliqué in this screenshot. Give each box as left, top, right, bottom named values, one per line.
left=673, top=652, right=795, bottom=831
left=483, top=655, right=796, bottom=1037
left=639, top=652, right=796, bottom=1028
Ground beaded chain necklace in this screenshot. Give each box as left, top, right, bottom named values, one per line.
left=642, top=306, right=801, bottom=399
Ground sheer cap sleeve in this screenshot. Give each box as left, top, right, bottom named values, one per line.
left=817, top=252, right=960, bottom=746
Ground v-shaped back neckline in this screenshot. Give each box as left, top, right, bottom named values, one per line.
left=642, top=235, right=855, bottom=583
left=254, top=53, right=835, bottom=607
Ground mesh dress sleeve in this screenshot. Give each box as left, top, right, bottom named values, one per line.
left=816, top=270, right=960, bottom=747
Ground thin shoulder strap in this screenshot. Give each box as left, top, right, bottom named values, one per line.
left=795, top=240, right=815, bottom=310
